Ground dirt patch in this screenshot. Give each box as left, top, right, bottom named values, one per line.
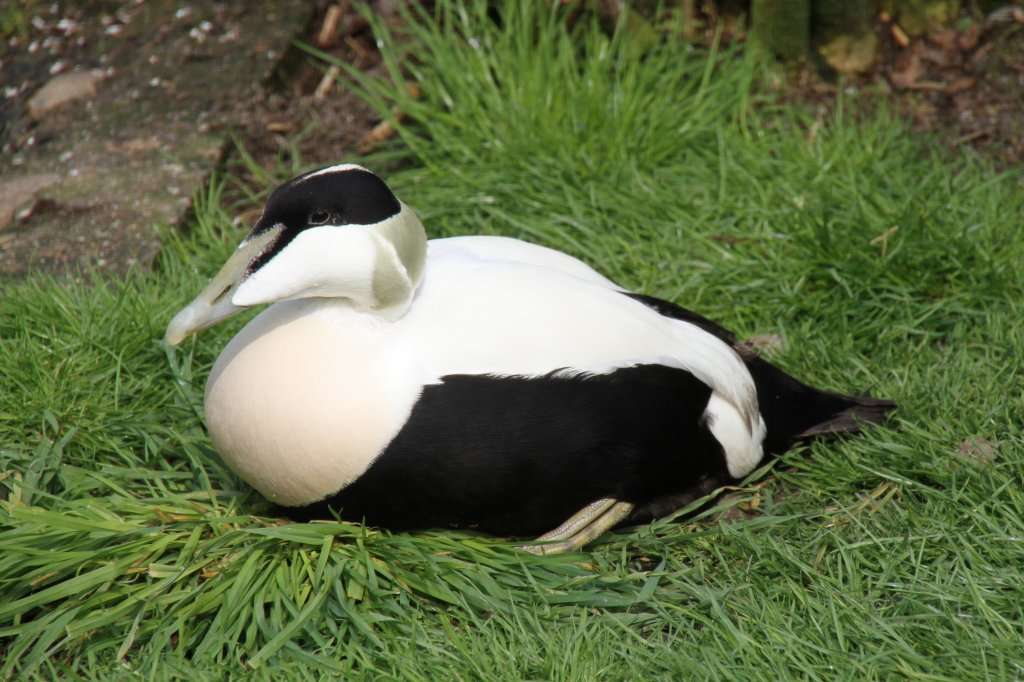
left=901, top=23, right=1024, bottom=167
left=221, top=1, right=387, bottom=197
left=0, top=0, right=312, bottom=277
left=850, top=11, right=1024, bottom=167
left=755, top=9, right=1024, bottom=169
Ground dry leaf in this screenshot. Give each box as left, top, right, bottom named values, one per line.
left=744, top=333, right=786, bottom=353
left=944, top=77, right=977, bottom=96
left=956, top=437, right=997, bottom=462
left=891, top=44, right=923, bottom=88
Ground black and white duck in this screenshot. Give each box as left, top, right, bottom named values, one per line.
left=166, top=164, right=894, bottom=553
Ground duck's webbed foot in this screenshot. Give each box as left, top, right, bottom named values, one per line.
left=519, top=498, right=635, bottom=555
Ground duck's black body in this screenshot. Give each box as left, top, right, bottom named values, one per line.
left=297, top=365, right=717, bottom=535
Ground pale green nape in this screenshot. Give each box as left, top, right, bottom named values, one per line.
left=370, top=203, right=428, bottom=311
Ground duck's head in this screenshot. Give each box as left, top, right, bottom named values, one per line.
left=165, top=164, right=427, bottom=346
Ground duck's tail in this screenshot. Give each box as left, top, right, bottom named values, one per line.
left=624, top=294, right=896, bottom=454
left=744, top=354, right=896, bottom=455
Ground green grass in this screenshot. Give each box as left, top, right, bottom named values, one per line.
left=2, top=1, right=1023, bottom=678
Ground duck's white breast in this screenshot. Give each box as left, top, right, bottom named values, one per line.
left=204, top=299, right=422, bottom=506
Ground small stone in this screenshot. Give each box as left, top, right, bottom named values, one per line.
left=27, top=70, right=104, bottom=121
left=0, top=173, right=61, bottom=231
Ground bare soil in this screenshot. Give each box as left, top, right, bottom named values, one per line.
left=0, top=0, right=310, bottom=277
left=804, top=10, right=1024, bottom=168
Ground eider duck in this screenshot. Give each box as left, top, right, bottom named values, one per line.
left=166, top=164, right=894, bottom=553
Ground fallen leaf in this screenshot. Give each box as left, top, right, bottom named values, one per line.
left=956, top=438, right=998, bottom=462
left=891, top=44, right=923, bottom=88
left=921, top=45, right=958, bottom=68
left=944, top=77, right=977, bottom=95
left=985, top=6, right=1024, bottom=30
left=744, top=333, right=785, bottom=353
left=930, top=28, right=959, bottom=52
left=891, top=23, right=911, bottom=48
left=317, top=1, right=347, bottom=47
left=957, top=25, right=980, bottom=51
left=266, top=121, right=296, bottom=133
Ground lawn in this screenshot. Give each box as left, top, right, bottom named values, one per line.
left=1, top=2, right=1022, bottom=679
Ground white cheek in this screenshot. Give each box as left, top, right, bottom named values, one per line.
left=234, top=226, right=379, bottom=306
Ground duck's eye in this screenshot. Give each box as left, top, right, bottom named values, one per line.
left=308, top=208, right=331, bottom=225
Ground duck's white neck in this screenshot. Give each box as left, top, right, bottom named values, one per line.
left=294, top=296, right=410, bottom=338
left=359, top=203, right=428, bottom=315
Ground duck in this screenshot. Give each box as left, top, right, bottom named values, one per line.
left=166, top=164, right=894, bottom=554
